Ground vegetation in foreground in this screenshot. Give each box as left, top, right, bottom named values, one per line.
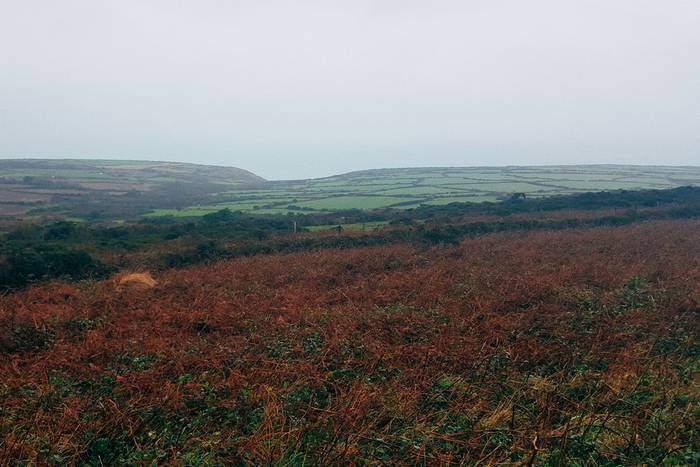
left=3, top=186, right=700, bottom=292
left=0, top=186, right=698, bottom=464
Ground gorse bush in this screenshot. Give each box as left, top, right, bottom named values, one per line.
left=0, top=245, right=110, bottom=290
left=0, top=323, right=55, bottom=354
left=2, top=187, right=700, bottom=285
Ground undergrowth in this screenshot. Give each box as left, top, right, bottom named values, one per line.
left=0, top=220, right=698, bottom=464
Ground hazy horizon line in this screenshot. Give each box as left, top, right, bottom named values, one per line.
left=2, top=156, right=700, bottom=182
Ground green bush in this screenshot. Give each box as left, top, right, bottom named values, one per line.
left=0, top=245, right=110, bottom=290
left=0, top=323, right=55, bottom=354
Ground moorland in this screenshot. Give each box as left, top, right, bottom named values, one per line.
left=0, top=170, right=699, bottom=464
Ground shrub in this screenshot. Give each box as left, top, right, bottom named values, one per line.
left=0, top=323, right=54, bottom=354
left=0, top=245, right=110, bottom=290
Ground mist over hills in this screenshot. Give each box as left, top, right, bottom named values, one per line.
left=1, top=159, right=700, bottom=220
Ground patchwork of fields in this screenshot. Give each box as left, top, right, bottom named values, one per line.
left=151, top=165, right=700, bottom=217
left=2, top=161, right=700, bottom=219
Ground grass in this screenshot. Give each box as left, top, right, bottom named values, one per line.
left=0, top=169, right=115, bottom=180
left=306, top=221, right=390, bottom=232
left=3, top=161, right=700, bottom=219
left=421, top=195, right=501, bottom=205
left=376, top=186, right=467, bottom=195
left=551, top=180, right=674, bottom=190
left=140, top=166, right=700, bottom=217
left=296, top=196, right=407, bottom=210
left=145, top=208, right=222, bottom=217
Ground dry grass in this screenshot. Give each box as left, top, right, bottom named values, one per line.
left=115, top=272, right=158, bottom=290
left=0, top=220, right=698, bottom=465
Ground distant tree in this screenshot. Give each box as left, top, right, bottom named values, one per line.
left=202, top=208, right=237, bottom=223
left=44, top=221, right=77, bottom=240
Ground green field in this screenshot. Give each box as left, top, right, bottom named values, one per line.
left=150, top=165, right=700, bottom=217
left=3, top=161, right=700, bottom=219
left=306, top=220, right=390, bottom=232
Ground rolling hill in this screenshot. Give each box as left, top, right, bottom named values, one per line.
left=146, top=164, right=700, bottom=217
left=0, top=159, right=265, bottom=219
left=2, top=160, right=700, bottom=220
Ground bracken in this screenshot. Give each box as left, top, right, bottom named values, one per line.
left=0, top=220, right=698, bottom=465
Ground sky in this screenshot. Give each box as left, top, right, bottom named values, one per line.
left=0, top=1, right=698, bottom=180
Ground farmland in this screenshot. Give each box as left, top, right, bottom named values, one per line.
left=2, top=160, right=700, bottom=220
left=152, top=165, right=700, bottom=217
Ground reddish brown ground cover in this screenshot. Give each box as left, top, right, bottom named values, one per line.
left=1, top=220, right=699, bottom=465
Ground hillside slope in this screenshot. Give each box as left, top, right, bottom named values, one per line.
left=0, top=159, right=265, bottom=219
left=1, top=219, right=698, bottom=464
left=3, top=160, right=700, bottom=220
left=152, top=164, right=700, bottom=217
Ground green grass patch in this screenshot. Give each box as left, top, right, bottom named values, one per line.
left=306, top=221, right=390, bottom=232
left=297, top=196, right=407, bottom=210
left=422, top=195, right=500, bottom=205
left=377, top=185, right=468, bottom=196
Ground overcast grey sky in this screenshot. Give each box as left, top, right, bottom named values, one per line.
left=1, top=1, right=698, bottom=179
